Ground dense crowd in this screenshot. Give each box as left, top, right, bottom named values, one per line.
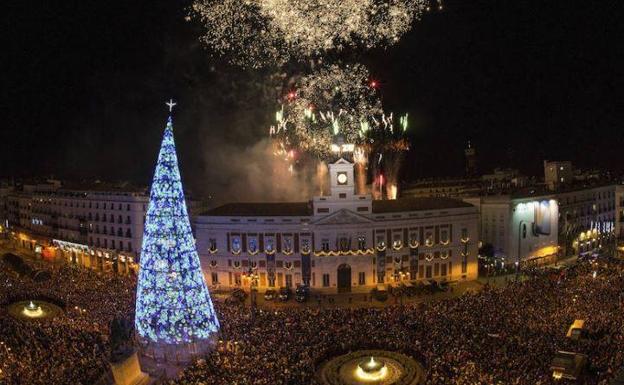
left=1, top=249, right=623, bottom=385
left=172, top=260, right=624, bottom=385
left=0, top=256, right=135, bottom=385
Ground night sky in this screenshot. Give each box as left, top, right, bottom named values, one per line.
left=3, top=0, right=623, bottom=201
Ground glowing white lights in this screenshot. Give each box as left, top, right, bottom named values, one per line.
left=22, top=301, right=44, bottom=318
left=135, top=113, right=220, bottom=344
left=355, top=356, right=389, bottom=382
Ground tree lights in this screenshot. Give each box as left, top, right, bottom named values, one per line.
left=135, top=111, right=219, bottom=347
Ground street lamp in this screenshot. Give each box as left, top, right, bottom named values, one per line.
left=516, top=220, right=528, bottom=281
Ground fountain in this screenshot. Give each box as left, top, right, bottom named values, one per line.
left=355, top=356, right=389, bottom=381
left=22, top=301, right=44, bottom=318
left=317, top=349, right=425, bottom=385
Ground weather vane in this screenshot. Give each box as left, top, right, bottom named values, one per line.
left=166, top=98, right=177, bottom=112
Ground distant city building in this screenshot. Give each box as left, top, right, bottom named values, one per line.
left=195, top=158, right=479, bottom=293
left=544, top=160, right=573, bottom=191
left=464, top=141, right=478, bottom=177
left=4, top=181, right=149, bottom=273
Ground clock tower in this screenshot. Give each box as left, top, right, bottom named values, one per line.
left=329, top=158, right=355, bottom=199
left=312, top=158, right=372, bottom=216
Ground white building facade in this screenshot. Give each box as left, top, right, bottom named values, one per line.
left=466, top=194, right=559, bottom=266
left=5, top=182, right=148, bottom=273
left=195, top=159, right=479, bottom=293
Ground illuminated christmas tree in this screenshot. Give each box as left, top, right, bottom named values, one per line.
left=135, top=101, right=219, bottom=353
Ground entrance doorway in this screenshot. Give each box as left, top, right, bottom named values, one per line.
left=337, top=264, right=352, bottom=293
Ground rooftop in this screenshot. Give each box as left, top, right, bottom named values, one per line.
left=201, top=202, right=312, bottom=217
left=202, top=197, right=473, bottom=217
left=372, top=197, right=474, bottom=213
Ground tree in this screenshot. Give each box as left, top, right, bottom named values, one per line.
left=135, top=114, right=219, bottom=346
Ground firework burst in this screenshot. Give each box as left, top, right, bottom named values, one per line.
left=269, top=63, right=383, bottom=159
left=191, top=0, right=428, bottom=68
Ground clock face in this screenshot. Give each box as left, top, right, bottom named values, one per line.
left=337, top=172, right=348, bottom=185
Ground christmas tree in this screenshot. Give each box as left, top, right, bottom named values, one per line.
left=135, top=104, right=219, bottom=346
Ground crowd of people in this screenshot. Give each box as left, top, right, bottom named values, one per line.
left=0, top=255, right=135, bottom=385
left=172, top=259, right=624, bottom=385
left=1, top=246, right=623, bottom=385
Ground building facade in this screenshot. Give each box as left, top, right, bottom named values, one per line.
left=466, top=194, right=559, bottom=266
left=195, top=159, right=479, bottom=293
left=544, top=160, right=573, bottom=191
left=556, top=184, right=617, bottom=257
left=5, top=182, right=148, bottom=273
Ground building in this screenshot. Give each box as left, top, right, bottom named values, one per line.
left=195, top=159, right=479, bottom=293
left=616, top=185, right=624, bottom=254
left=465, top=194, right=559, bottom=266
left=544, top=160, right=573, bottom=191
left=556, top=184, right=617, bottom=257
left=464, top=141, right=477, bottom=176
left=5, top=181, right=149, bottom=273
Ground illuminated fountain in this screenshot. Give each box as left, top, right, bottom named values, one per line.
left=355, top=356, right=388, bottom=382
left=6, top=299, right=63, bottom=321
left=22, top=301, right=44, bottom=318
left=317, top=349, right=424, bottom=385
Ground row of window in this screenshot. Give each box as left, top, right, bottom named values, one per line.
left=89, top=224, right=132, bottom=238
left=218, top=227, right=469, bottom=255
left=31, top=200, right=140, bottom=211
left=87, top=213, right=134, bottom=224
left=88, top=237, right=133, bottom=252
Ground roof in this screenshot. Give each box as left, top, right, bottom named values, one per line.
left=202, top=202, right=312, bottom=217
left=372, top=197, right=474, bottom=213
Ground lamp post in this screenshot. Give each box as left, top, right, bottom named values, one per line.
left=516, top=220, right=527, bottom=281
left=245, top=258, right=259, bottom=318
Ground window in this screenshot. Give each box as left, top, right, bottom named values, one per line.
left=209, top=238, right=217, bottom=251
left=111, top=240, right=116, bottom=249
left=358, top=272, right=366, bottom=285
left=118, top=215, right=122, bottom=224
left=117, top=228, right=123, bottom=237
left=285, top=274, right=293, bottom=288
left=126, top=229, right=132, bottom=238
left=127, top=242, right=132, bottom=252
left=338, top=237, right=349, bottom=251
left=357, top=207, right=369, bottom=212
left=440, top=229, right=449, bottom=243
left=321, top=239, right=330, bottom=252
left=126, top=216, right=131, bottom=224
left=127, top=204, right=130, bottom=211
left=425, top=231, right=434, bottom=246
left=322, top=273, right=330, bottom=287
left=461, top=228, right=469, bottom=240
left=357, top=236, right=366, bottom=250
left=317, top=208, right=329, bottom=213
left=339, top=193, right=347, bottom=199
left=211, top=272, right=218, bottom=285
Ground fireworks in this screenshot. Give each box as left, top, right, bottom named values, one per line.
left=191, top=0, right=428, bottom=68
left=270, top=64, right=383, bottom=159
